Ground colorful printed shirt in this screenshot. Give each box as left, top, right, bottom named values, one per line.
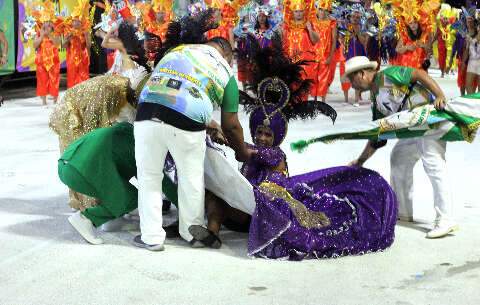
left=139, top=44, right=238, bottom=125
left=372, top=66, right=435, bottom=119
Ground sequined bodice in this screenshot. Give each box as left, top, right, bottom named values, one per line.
left=240, top=144, right=287, bottom=187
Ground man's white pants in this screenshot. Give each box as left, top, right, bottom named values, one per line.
left=134, top=120, right=206, bottom=244
left=390, top=138, right=453, bottom=221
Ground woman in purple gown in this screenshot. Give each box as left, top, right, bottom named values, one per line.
left=237, top=39, right=397, bottom=260
left=245, top=96, right=398, bottom=260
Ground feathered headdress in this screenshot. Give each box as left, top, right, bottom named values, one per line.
left=137, top=0, right=172, bottom=38
left=152, top=0, right=172, bottom=13
left=283, top=0, right=316, bottom=25
left=392, top=0, right=441, bottom=35
left=55, top=0, right=91, bottom=34
left=233, top=2, right=282, bottom=41
left=315, top=0, right=333, bottom=12
left=31, top=0, right=58, bottom=24
left=438, top=3, right=458, bottom=24
left=28, top=0, right=64, bottom=37
left=289, top=0, right=306, bottom=11
left=205, top=0, right=246, bottom=27
left=240, top=36, right=337, bottom=145
left=71, top=0, right=91, bottom=20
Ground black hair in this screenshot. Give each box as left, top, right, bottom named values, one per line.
left=126, top=85, right=137, bottom=107
left=207, top=36, right=233, bottom=57
left=254, top=14, right=270, bottom=30
left=143, top=30, right=162, bottom=59
left=406, top=23, right=422, bottom=41
left=144, top=30, right=161, bottom=42
left=117, top=22, right=152, bottom=73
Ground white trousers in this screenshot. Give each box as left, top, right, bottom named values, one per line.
left=134, top=120, right=206, bottom=244
left=390, top=138, right=453, bottom=221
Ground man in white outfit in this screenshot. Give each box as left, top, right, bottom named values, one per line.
left=133, top=38, right=252, bottom=251
left=344, top=56, right=458, bottom=239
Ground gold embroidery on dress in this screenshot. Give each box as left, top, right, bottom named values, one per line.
left=259, top=182, right=331, bottom=229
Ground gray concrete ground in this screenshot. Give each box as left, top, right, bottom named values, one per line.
left=0, top=71, right=479, bottom=305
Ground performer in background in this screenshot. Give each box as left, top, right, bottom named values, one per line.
left=449, top=10, right=477, bottom=96
left=311, top=0, right=337, bottom=102
left=463, top=19, right=480, bottom=94
left=393, top=0, right=440, bottom=71
left=32, top=1, right=61, bottom=105
left=63, top=0, right=91, bottom=88
left=282, top=0, right=319, bottom=97
left=342, top=5, right=370, bottom=106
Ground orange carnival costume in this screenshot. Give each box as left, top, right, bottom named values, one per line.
left=392, top=0, right=440, bottom=69
left=312, top=0, right=336, bottom=98
left=61, top=0, right=91, bottom=88
left=282, top=0, right=317, bottom=95
left=139, top=0, right=172, bottom=42
left=32, top=0, right=61, bottom=98
left=206, top=0, right=245, bottom=44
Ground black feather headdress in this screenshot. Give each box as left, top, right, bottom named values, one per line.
left=240, top=36, right=337, bottom=123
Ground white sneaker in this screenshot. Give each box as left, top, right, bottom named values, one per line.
left=68, top=212, right=104, bottom=245
left=426, top=219, right=459, bottom=239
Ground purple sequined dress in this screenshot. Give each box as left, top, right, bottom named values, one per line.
left=244, top=145, right=398, bottom=260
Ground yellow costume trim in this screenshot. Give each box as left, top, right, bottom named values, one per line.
left=283, top=0, right=316, bottom=26
left=32, top=0, right=57, bottom=23
left=391, top=0, right=441, bottom=38
left=315, top=0, right=333, bottom=11
left=462, top=120, right=480, bottom=143
left=259, top=182, right=331, bottom=229
left=58, top=0, right=91, bottom=36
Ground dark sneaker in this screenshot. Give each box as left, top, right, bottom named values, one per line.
left=188, top=225, right=222, bottom=249
left=133, top=235, right=165, bottom=251
left=163, top=220, right=180, bottom=239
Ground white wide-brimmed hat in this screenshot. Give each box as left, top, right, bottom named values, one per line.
left=342, top=56, right=378, bottom=81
